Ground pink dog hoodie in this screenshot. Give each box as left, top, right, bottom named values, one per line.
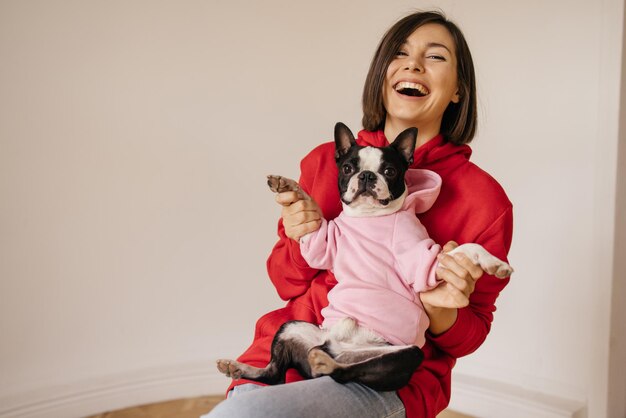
left=299, top=169, right=442, bottom=347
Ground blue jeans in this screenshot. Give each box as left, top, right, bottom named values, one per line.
left=202, top=376, right=406, bottom=418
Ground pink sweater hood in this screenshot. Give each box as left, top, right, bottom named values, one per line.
left=403, top=169, right=442, bottom=214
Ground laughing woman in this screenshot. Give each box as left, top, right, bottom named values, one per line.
left=205, top=10, right=513, bottom=418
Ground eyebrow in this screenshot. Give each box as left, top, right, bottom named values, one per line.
left=426, top=42, right=452, bottom=53
left=402, top=40, right=453, bottom=54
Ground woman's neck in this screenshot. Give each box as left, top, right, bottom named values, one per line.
left=383, top=120, right=440, bottom=148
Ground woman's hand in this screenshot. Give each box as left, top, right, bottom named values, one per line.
left=420, top=241, right=485, bottom=335
left=276, top=191, right=323, bottom=241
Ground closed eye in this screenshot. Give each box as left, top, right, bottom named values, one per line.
left=427, top=54, right=446, bottom=61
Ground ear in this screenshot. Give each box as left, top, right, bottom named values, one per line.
left=451, top=86, right=461, bottom=104
left=390, top=127, right=417, bottom=165
left=334, top=122, right=357, bottom=160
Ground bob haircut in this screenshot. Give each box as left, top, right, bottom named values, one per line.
left=362, top=11, right=477, bottom=145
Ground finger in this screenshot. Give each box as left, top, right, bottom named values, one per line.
left=282, top=200, right=322, bottom=220
left=442, top=240, right=459, bottom=253
left=281, top=199, right=305, bottom=216
left=288, top=219, right=322, bottom=241
left=452, top=253, right=484, bottom=280
left=283, top=199, right=320, bottom=215
left=436, top=262, right=472, bottom=295
left=437, top=253, right=475, bottom=282
left=439, top=252, right=484, bottom=281
left=283, top=211, right=321, bottom=228
left=275, top=191, right=302, bottom=206
left=438, top=282, right=470, bottom=308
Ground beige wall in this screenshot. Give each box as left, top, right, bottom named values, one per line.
left=609, top=3, right=626, bottom=417
left=0, top=1, right=623, bottom=417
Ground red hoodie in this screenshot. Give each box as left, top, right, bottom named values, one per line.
left=227, top=129, right=513, bottom=418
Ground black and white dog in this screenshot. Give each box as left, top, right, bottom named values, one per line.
left=216, top=123, right=513, bottom=391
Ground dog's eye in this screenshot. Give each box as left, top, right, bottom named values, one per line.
left=384, top=167, right=397, bottom=178
left=342, top=164, right=354, bottom=175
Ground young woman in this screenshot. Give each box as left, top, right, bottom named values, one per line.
left=205, top=10, right=513, bottom=418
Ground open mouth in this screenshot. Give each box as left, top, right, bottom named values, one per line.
left=394, top=81, right=429, bottom=97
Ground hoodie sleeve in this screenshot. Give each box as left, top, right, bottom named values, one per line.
left=393, top=212, right=442, bottom=292
left=426, top=205, right=514, bottom=358
left=266, top=143, right=339, bottom=301
left=299, top=219, right=336, bottom=270
left=266, top=219, right=320, bottom=301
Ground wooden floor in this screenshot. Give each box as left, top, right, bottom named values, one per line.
left=86, top=396, right=224, bottom=418
left=86, top=395, right=473, bottom=418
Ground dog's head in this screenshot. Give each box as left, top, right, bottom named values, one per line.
left=334, top=122, right=417, bottom=217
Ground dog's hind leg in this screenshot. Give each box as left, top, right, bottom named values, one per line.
left=308, top=344, right=424, bottom=391
left=216, top=339, right=293, bottom=385
left=217, top=321, right=325, bottom=385
left=216, top=358, right=271, bottom=381
left=307, top=346, right=342, bottom=377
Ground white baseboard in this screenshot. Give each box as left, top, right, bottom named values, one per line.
left=0, top=366, right=588, bottom=418
left=0, top=362, right=228, bottom=418
left=448, top=373, right=587, bottom=418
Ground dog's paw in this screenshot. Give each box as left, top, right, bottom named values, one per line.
left=216, top=359, right=243, bottom=379
left=495, top=263, right=514, bottom=278
left=267, top=175, right=296, bottom=193
left=267, top=175, right=284, bottom=193
left=451, top=243, right=513, bottom=279
left=483, top=260, right=514, bottom=278
left=308, top=348, right=337, bottom=377
left=267, top=175, right=306, bottom=195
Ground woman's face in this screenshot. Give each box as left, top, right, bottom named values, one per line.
left=383, top=23, right=460, bottom=142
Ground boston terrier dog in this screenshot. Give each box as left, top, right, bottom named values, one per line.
left=216, top=122, right=513, bottom=391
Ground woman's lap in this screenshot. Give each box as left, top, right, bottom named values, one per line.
left=202, top=377, right=405, bottom=418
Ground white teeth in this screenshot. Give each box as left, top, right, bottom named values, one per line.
left=394, top=81, right=429, bottom=95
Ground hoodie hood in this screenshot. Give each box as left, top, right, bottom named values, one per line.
left=356, top=129, right=472, bottom=170
left=402, top=169, right=442, bottom=214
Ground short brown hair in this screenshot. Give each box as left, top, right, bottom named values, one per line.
left=362, top=11, right=477, bottom=145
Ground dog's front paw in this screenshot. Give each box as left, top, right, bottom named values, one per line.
left=450, top=244, right=513, bottom=279
left=267, top=175, right=283, bottom=193
left=308, top=348, right=337, bottom=377
left=494, top=262, right=514, bottom=278
left=216, top=359, right=244, bottom=379
left=267, top=175, right=293, bottom=193
left=267, top=175, right=305, bottom=194
left=483, top=260, right=514, bottom=279
left=267, top=175, right=311, bottom=201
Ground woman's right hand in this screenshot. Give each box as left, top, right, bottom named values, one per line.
left=275, top=191, right=323, bottom=241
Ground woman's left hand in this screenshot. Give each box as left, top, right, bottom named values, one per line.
left=419, top=241, right=485, bottom=334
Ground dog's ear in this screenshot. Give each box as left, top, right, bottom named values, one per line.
left=334, top=122, right=357, bottom=160
left=390, top=127, right=417, bottom=166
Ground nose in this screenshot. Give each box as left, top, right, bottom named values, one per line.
left=359, top=171, right=377, bottom=185
left=404, top=57, right=423, bottom=73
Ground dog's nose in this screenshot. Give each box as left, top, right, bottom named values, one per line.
left=358, top=171, right=377, bottom=184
